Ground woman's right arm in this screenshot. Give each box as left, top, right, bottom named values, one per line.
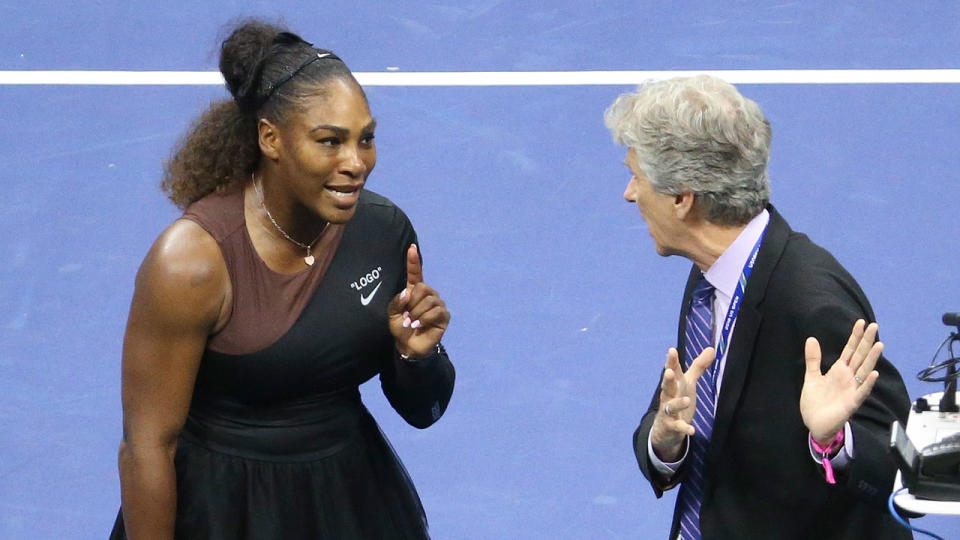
left=117, top=219, right=229, bottom=540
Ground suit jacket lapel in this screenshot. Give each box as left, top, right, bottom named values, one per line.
left=705, top=205, right=792, bottom=472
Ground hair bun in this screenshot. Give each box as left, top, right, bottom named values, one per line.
left=219, top=20, right=286, bottom=110
left=273, top=31, right=313, bottom=48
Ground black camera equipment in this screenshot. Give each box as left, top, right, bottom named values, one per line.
left=916, top=313, right=960, bottom=413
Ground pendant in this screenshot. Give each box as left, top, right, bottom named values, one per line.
left=304, top=255, right=315, bottom=266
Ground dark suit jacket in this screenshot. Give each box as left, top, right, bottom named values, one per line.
left=634, top=206, right=912, bottom=540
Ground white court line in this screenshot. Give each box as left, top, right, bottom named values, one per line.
left=0, top=69, right=959, bottom=86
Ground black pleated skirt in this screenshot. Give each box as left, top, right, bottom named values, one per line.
left=110, top=393, right=429, bottom=539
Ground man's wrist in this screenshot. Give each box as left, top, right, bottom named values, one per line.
left=812, top=430, right=843, bottom=449
left=648, top=431, right=688, bottom=478
left=651, top=435, right=687, bottom=463
left=810, top=430, right=845, bottom=484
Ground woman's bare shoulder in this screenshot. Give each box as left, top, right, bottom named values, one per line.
left=133, top=218, right=229, bottom=326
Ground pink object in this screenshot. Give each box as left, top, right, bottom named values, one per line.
left=810, top=431, right=845, bottom=484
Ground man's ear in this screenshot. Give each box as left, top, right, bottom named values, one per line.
left=258, top=118, right=281, bottom=161
left=674, top=191, right=696, bottom=220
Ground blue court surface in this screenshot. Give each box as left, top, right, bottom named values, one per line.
left=2, top=2, right=959, bottom=538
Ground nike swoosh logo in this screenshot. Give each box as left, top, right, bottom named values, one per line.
left=360, top=281, right=383, bottom=306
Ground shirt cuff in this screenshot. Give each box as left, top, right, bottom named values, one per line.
left=808, top=422, right=855, bottom=470
left=648, top=431, right=689, bottom=477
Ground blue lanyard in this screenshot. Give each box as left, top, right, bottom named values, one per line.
left=711, top=227, right=767, bottom=380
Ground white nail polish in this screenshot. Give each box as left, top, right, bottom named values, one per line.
left=411, top=320, right=421, bottom=329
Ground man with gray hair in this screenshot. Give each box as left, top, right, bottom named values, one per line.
left=605, top=75, right=911, bottom=539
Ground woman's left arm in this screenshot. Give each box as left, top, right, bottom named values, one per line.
left=382, top=243, right=455, bottom=428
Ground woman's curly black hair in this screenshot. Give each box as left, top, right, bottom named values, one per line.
left=161, top=19, right=360, bottom=208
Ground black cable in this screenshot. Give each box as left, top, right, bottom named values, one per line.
left=916, top=333, right=960, bottom=384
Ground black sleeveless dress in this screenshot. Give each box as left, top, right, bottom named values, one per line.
left=110, top=189, right=455, bottom=539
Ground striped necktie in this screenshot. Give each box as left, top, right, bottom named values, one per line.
left=676, top=276, right=716, bottom=540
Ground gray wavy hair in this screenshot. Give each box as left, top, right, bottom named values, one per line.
left=604, top=75, right=771, bottom=226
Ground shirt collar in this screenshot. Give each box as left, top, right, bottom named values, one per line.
left=703, top=209, right=770, bottom=299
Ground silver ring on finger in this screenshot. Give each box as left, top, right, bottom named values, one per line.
left=854, top=373, right=864, bottom=385
left=664, top=404, right=672, bottom=416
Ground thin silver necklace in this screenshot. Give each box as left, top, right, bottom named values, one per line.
left=253, top=173, right=329, bottom=266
